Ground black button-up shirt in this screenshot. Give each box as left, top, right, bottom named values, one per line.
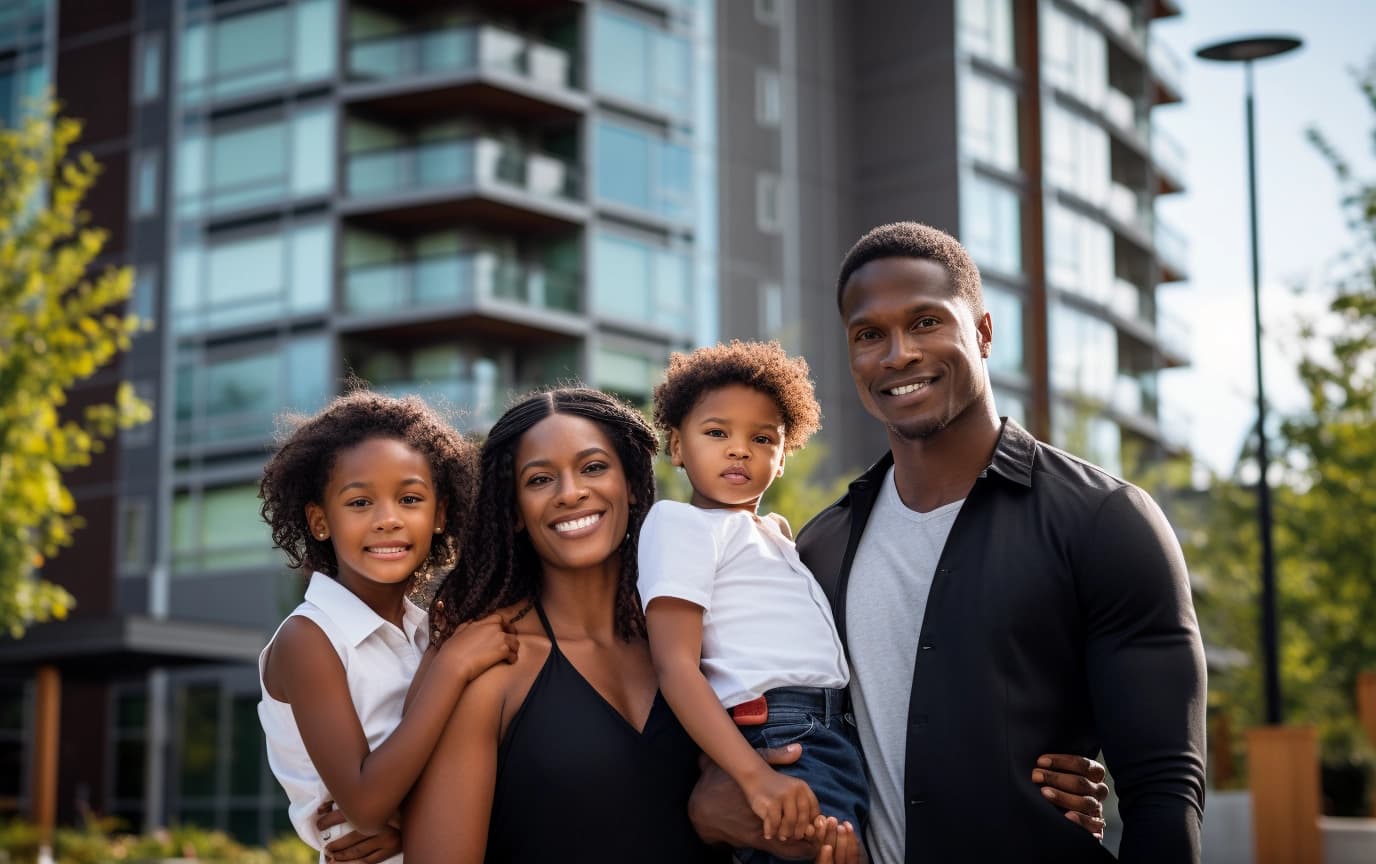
left=797, top=419, right=1206, bottom=863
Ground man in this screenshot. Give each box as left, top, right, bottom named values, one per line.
left=693, top=222, right=1206, bottom=862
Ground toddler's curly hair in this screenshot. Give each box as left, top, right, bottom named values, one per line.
left=651, top=340, right=821, bottom=454
left=259, top=389, right=478, bottom=587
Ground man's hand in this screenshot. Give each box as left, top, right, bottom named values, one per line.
left=1032, top=754, right=1109, bottom=839
left=690, top=744, right=816, bottom=859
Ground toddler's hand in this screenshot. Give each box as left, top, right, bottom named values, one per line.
left=439, top=613, right=518, bottom=682
left=744, top=767, right=819, bottom=843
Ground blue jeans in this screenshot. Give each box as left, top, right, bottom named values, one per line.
left=734, top=687, right=869, bottom=864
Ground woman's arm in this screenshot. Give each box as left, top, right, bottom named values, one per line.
left=264, top=613, right=516, bottom=834
left=647, top=597, right=819, bottom=843
left=402, top=667, right=505, bottom=864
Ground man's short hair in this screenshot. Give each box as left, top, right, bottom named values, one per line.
left=835, top=221, right=984, bottom=319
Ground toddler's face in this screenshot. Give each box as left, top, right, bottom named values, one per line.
left=670, top=384, right=786, bottom=513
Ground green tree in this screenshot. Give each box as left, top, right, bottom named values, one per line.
left=0, top=106, right=150, bottom=637
left=1187, top=59, right=1376, bottom=772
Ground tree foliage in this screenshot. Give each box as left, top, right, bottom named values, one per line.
left=0, top=106, right=150, bottom=637
left=1187, top=59, right=1376, bottom=770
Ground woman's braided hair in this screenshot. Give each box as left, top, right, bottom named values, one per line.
left=430, top=387, right=659, bottom=644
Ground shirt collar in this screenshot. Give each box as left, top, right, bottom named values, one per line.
left=849, top=417, right=1036, bottom=493
left=983, top=418, right=1035, bottom=487
left=305, top=572, right=426, bottom=649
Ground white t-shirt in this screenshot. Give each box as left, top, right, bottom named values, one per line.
left=845, top=467, right=964, bottom=864
left=257, top=573, right=428, bottom=863
left=638, top=499, right=849, bottom=708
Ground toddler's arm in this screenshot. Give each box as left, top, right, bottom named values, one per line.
left=646, top=597, right=819, bottom=843
left=262, top=612, right=516, bottom=834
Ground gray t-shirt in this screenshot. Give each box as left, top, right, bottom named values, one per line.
left=845, top=466, right=963, bottom=864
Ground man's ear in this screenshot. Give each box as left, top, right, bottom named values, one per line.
left=977, top=310, right=993, bottom=359
left=667, top=428, right=684, bottom=467
left=305, top=503, right=328, bottom=541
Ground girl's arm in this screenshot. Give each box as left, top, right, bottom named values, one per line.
left=402, top=666, right=504, bottom=864
left=263, top=612, right=516, bottom=834
left=645, top=597, right=819, bottom=843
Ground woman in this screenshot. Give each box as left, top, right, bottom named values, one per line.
left=403, top=388, right=1106, bottom=863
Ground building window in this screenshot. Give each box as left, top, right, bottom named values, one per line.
left=130, top=265, right=158, bottom=324
left=759, top=281, right=783, bottom=336
left=1052, top=402, right=1122, bottom=476
left=173, top=220, right=332, bottom=334
left=959, top=72, right=1018, bottom=172
left=595, top=120, right=693, bottom=224
left=172, top=484, right=275, bottom=575
left=136, top=31, right=163, bottom=102
left=992, top=386, right=1026, bottom=428
left=1050, top=302, right=1117, bottom=405
left=133, top=150, right=160, bottom=218
left=959, top=0, right=1014, bottom=68
left=176, top=105, right=335, bottom=218
left=1043, top=105, right=1110, bottom=206
left=0, top=681, right=30, bottom=813
left=109, top=685, right=147, bottom=829
left=960, top=172, right=1021, bottom=276
left=756, top=173, right=782, bottom=234
left=175, top=334, right=330, bottom=450
left=983, top=284, right=1024, bottom=374
left=0, top=52, right=46, bottom=129
left=120, top=379, right=158, bottom=450
left=596, top=345, right=668, bottom=407
left=1046, top=203, right=1114, bottom=303
left=1040, top=5, right=1107, bottom=109
left=756, top=68, right=782, bottom=127
left=180, top=0, right=337, bottom=106
left=592, top=8, right=690, bottom=118
left=593, top=231, right=692, bottom=335
left=117, top=496, right=151, bottom=575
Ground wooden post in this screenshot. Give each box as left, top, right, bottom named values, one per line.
left=1358, top=672, right=1376, bottom=817
left=32, top=665, right=60, bottom=859
left=1247, top=725, right=1322, bottom=864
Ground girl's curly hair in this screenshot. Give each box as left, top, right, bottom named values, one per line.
left=652, top=340, right=822, bottom=453
left=259, top=389, right=478, bottom=591
left=430, top=387, right=659, bottom=644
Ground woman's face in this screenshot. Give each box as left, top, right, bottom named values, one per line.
left=513, top=413, right=632, bottom=577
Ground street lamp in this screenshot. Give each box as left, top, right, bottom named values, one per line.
left=1195, top=35, right=1303, bottom=726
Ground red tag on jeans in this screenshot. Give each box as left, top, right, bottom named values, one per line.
left=730, top=696, right=768, bottom=726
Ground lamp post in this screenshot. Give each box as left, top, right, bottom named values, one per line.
left=1195, top=35, right=1302, bottom=727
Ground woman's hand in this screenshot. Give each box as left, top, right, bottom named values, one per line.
left=1032, top=753, right=1109, bottom=838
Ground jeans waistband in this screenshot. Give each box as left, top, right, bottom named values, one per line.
left=759, top=686, right=847, bottom=725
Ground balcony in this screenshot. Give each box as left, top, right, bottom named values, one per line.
left=339, top=250, right=586, bottom=342
left=1107, top=181, right=1152, bottom=240
left=375, top=376, right=502, bottom=431
left=344, top=23, right=586, bottom=122
left=1149, top=38, right=1184, bottom=105
left=342, top=136, right=587, bottom=232
left=1155, top=306, right=1191, bottom=365
left=1155, top=217, right=1189, bottom=283
left=1150, top=119, right=1186, bottom=195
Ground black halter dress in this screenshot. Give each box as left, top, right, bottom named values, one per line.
left=485, top=604, right=728, bottom=863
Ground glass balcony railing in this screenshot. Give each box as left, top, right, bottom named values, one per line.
left=1149, top=38, right=1184, bottom=97
left=1155, top=307, right=1192, bottom=361
left=349, top=24, right=573, bottom=91
left=376, top=374, right=547, bottom=431
left=1151, top=119, right=1187, bottom=186
left=344, top=251, right=580, bottom=316
left=1155, top=217, right=1189, bottom=279
left=1107, top=181, right=1151, bottom=236
left=347, top=137, right=581, bottom=203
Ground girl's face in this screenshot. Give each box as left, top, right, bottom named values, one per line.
left=306, top=437, right=445, bottom=595
left=513, top=414, right=632, bottom=578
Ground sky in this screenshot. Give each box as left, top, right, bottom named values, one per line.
left=1152, top=0, right=1376, bottom=475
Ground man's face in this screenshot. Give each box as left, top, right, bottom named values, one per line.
left=840, top=256, right=993, bottom=441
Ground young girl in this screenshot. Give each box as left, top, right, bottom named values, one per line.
left=257, top=390, right=518, bottom=863
left=638, top=341, right=867, bottom=864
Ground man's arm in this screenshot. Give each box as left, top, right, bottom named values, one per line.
left=1084, top=485, right=1207, bottom=864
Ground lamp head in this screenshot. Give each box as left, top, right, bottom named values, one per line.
left=1196, top=36, right=1302, bottom=63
